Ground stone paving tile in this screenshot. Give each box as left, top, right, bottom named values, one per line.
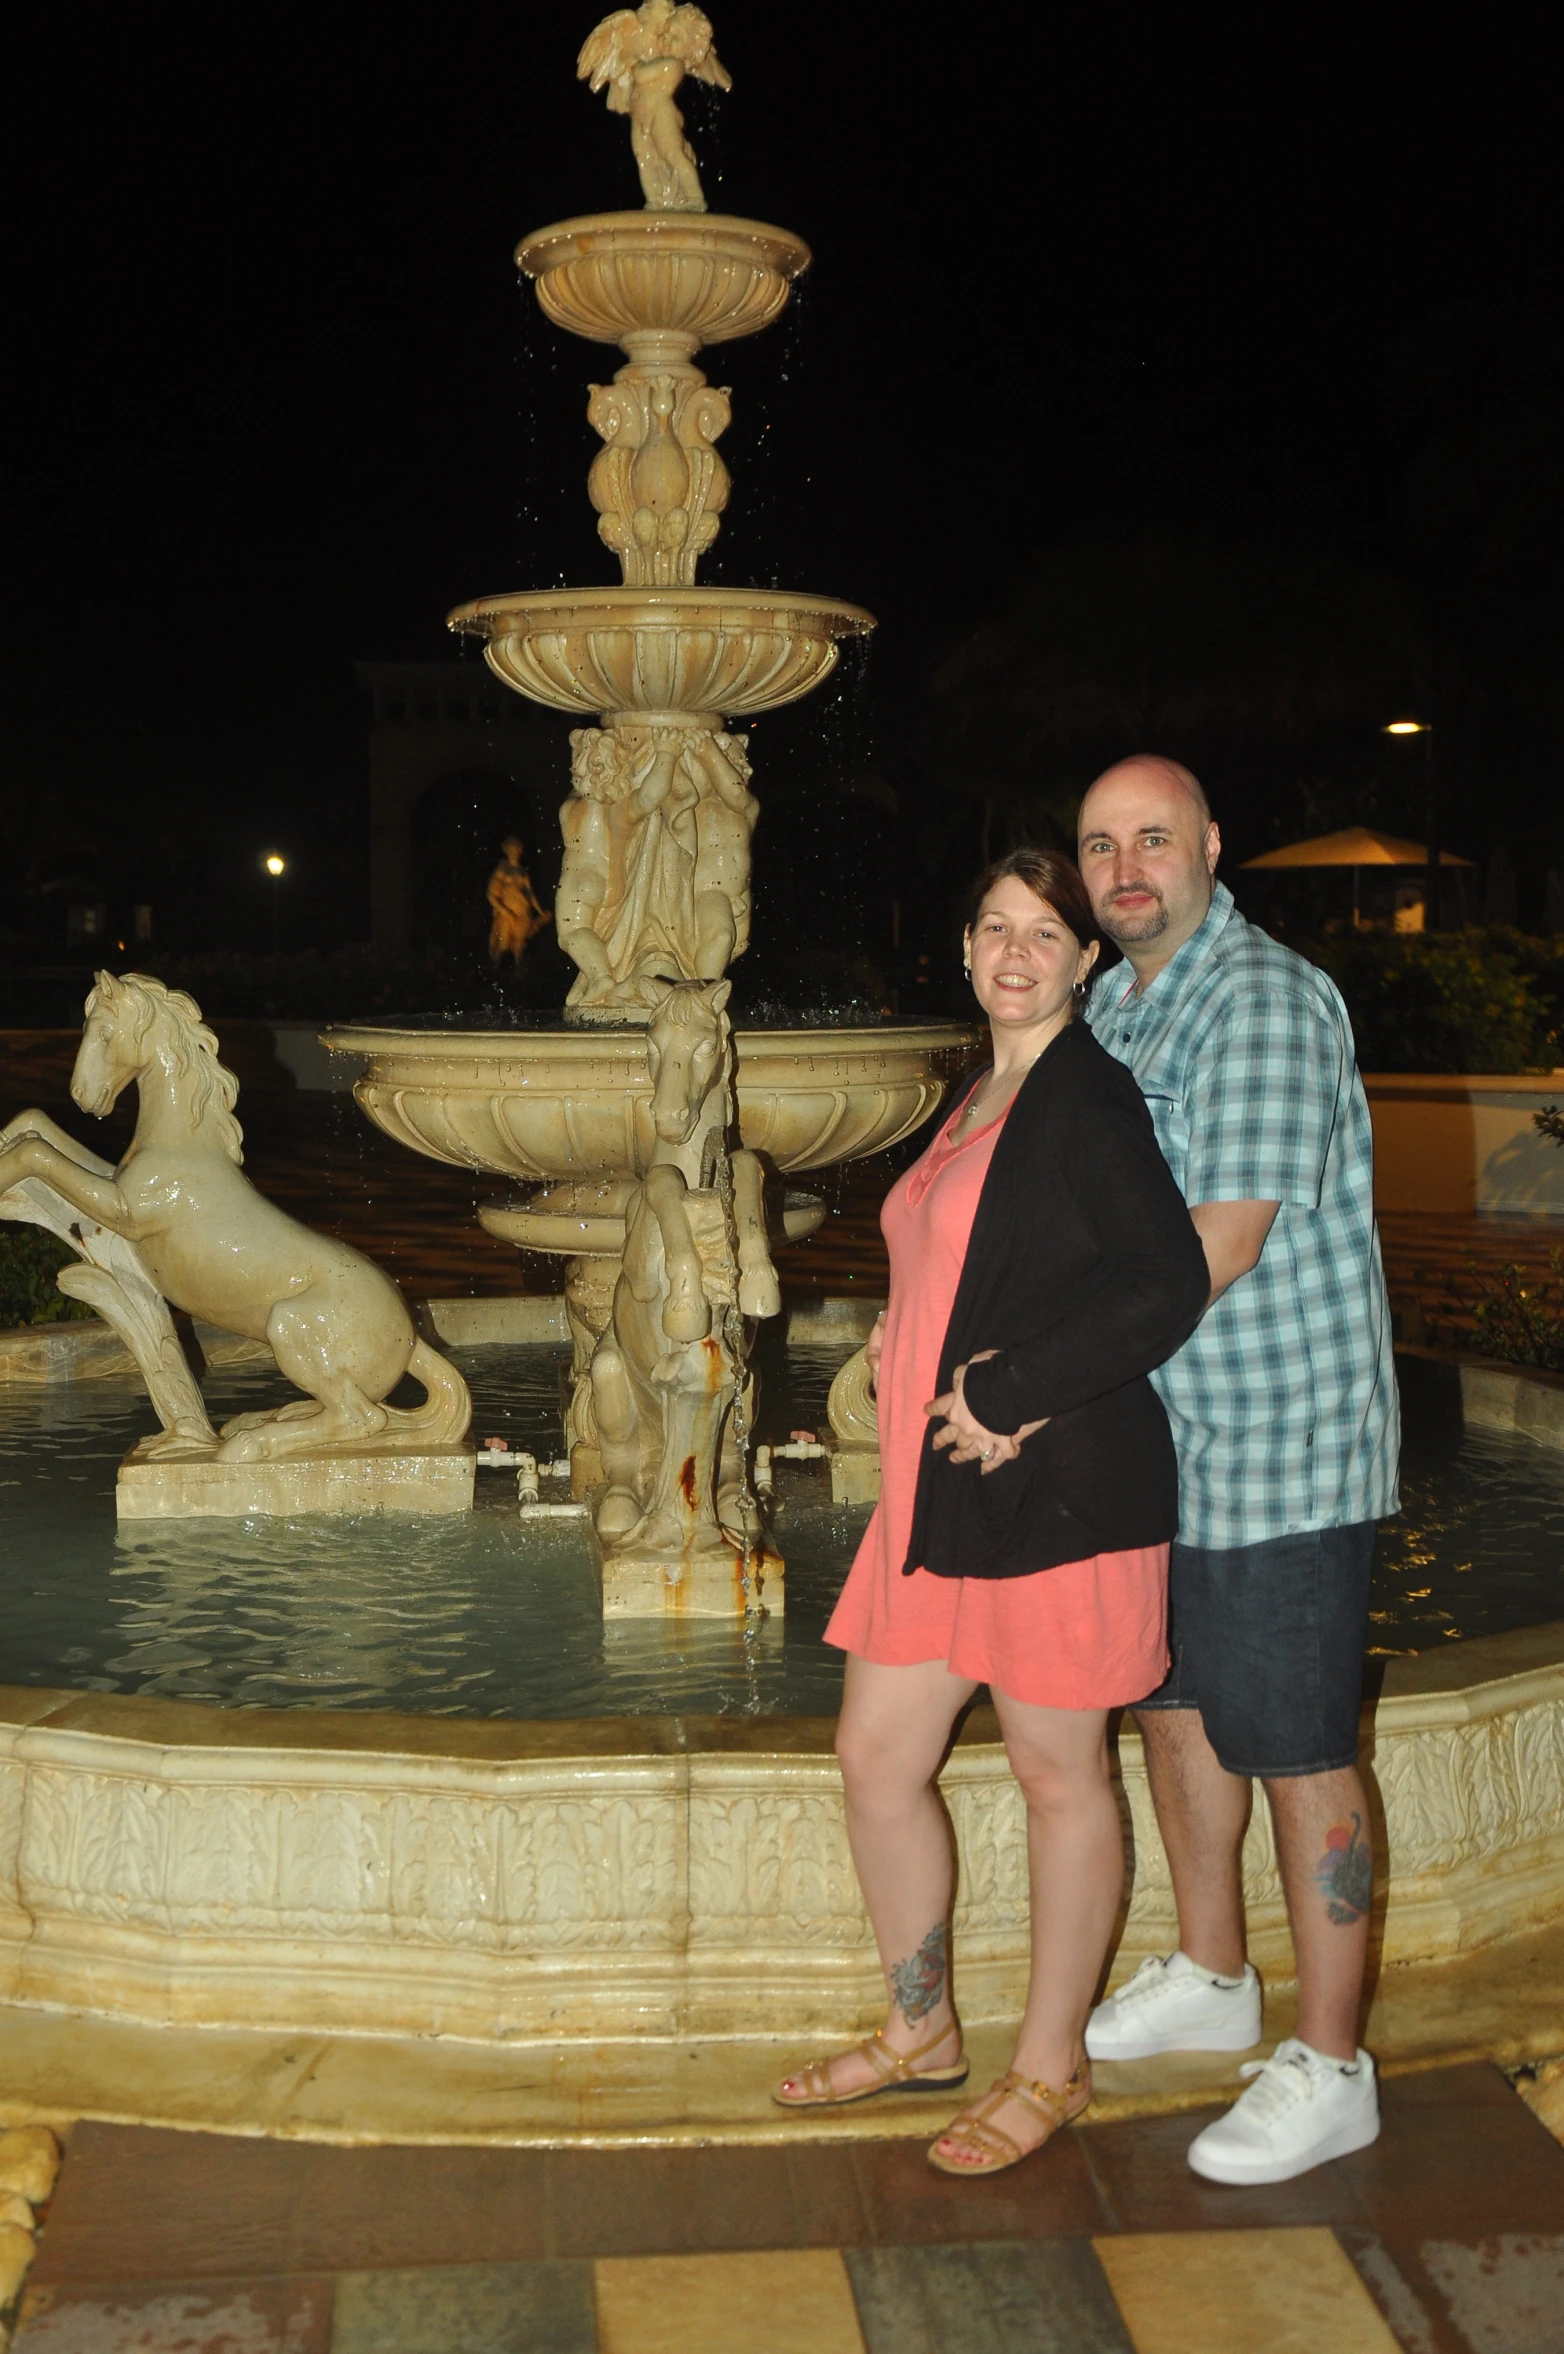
left=289, top=2143, right=550, bottom=2273
left=1095, top=2227, right=1401, bottom=2354
left=844, top=2239, right=1134, bottom=2353
left=848, top=2122, right=1111, bottom=2245
left=1336, top=2088, right=1564, bottom=2239
left=1076, top=2103, right=1368, bottom=2234
left=593, top=2249, right=863, bottom=2354
left=1418, top=2234, right=1564, bottom=2354
left=29, top=2126, right=306, bottom=2285
left=12, top=2272, right=331, bottom=2352
left=330, top=2259, right=595, bottom=2354
left=546, top=2144, right=856, bottom=2260
left=1336, top=2228, right=1453, bottom=2354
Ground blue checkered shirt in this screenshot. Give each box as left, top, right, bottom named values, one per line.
left=1086, top=884, right=1400, bottom=1548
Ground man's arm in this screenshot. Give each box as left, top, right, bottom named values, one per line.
left=1190, top=1199, right=1279, bottom=1303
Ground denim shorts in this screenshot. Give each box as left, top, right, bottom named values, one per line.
left=1132, top=1521, right=1377, bottom=1777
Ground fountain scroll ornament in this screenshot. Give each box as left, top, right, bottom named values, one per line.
left=0, top=974, right=472, bottom=1512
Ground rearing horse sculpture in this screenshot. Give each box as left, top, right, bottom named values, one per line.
left=0, top=972, right=471, bottom=1463
left=589, top=976, right=779, bottom=1569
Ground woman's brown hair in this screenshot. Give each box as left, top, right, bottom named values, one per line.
left=966, top=847, right=1104, bottom=975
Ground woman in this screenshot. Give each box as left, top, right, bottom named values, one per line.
left=775, top=848, right=1208, bottom=2176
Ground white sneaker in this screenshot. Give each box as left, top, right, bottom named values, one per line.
left=1187, top=2038, right=1380, bottom=2184
left=1085, top=1951, right=1263, bottom=2060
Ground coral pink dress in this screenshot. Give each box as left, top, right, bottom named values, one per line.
left=824, top=1098, right=1170, bottom=1709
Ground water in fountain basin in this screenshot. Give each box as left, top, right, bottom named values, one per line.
left=0, top=1345, right=1559, bottom=1715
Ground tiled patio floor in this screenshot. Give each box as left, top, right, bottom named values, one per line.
left=12, top=2063, right=1563, bottom=2350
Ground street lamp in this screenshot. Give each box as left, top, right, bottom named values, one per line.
left=1382, top=721, right=1438, bottom=929
left=262, top=852, right=286, bottom=952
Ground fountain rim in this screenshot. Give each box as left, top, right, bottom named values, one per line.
left=446, top=584, right=877, bottom=641
left=319, top=1015, right=979, bottom=1060
left=517, top=209, right=812, bottom=281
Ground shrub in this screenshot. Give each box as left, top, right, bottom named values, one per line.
left=1455, top=1251, right=1564, bottom=1374
left=0, top=1229, right=94, bottom=1331
left=1311, top=932, right=1558, bottom=1074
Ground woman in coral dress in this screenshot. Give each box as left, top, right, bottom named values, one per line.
left=774, top=849, right=1208, bottom=2176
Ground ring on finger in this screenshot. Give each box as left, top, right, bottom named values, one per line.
left=980, top=1445, right=995, bottom=1462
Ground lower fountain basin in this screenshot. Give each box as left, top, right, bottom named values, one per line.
left=320, top=1018, right=977, bottom=1183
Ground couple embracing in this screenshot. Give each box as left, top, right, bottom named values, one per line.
left=774, top=756, right=1399, bottom=2189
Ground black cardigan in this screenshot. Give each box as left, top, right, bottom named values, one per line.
left=902, top=1019, right=1209, bottom=1580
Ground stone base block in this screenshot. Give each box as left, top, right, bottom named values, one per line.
left=599, top=1540, right=784, bottom=1619
left=830, top=1449, right=880, bottom=1505
left=116, top=1444, right=476, bottom=1520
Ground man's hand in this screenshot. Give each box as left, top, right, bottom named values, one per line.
left=1192, top=1200, right=1280, bottom=1302
left=924, top=1351, right=1048, bottom=1473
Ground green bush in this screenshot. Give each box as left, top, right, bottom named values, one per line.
left=1311, top=932, right=1559, bottom=1074
left=1457, top=1251, right=1564, bottom=1374
left=0, top=1229, right=95, bottom=1331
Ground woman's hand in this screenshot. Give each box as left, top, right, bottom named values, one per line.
left=863, top=1310, right=887, bottom=1394
left=924, top=1353, right=1016, bottom=1473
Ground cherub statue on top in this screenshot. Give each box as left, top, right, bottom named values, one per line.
left=578, top=1, right=731, bottom=213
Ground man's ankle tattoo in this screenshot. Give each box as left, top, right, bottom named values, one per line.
left=1315, top=1811, right=1372, bottom=1925
left=889, top=1923, right=948, bottom=2023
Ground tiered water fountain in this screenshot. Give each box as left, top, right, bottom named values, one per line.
left=324, top=1, right=972, bottom=1615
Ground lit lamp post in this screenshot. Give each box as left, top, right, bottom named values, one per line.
left=1384, top=720, right=1437, bottom=929
left=262, top=852, right=286, bottom=953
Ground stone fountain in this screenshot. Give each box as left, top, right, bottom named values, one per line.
left=325, top=2, right=972, bottom=1615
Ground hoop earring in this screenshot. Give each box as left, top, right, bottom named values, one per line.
left=1072, top=980, right=1087, bottom=1003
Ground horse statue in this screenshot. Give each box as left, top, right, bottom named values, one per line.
left=0, top=972, right=471, bottom=1463
left=589, top=976, right=779, bottom=1567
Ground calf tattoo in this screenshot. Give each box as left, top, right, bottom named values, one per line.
left=889, top=1923, right=948, bottom=2022
left=1316, top=1812, right=1372, bottom=1925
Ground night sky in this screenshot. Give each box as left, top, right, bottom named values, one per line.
left=7, top=6, right=1561, bottom=964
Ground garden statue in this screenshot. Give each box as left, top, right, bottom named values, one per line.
left=486, top=835, right=553, bottom=965
left=578, top=0, right=730, bottom=212
left=588, top=977, right=778, bottom=1596
left=557, top=721, right=757, bottom=1015
left=0, top=974, right=472, bottom=1491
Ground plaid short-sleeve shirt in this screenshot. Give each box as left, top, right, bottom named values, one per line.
left=1086, top=883, right=1400, bottom=1548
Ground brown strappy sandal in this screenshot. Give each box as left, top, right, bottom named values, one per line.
left=773, top=2024, right=969, bottom=2109
left=926, top=2060, right=1092, bottom=2175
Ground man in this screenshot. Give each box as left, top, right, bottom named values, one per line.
left=1076, top=756, right=1399, bottom=2186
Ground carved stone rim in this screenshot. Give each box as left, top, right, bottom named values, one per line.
left=319, top=1016, right=974, bottom=1063
left=517, top=211, right=812, bottom=285
left=446, top=585, right=877, bottom=644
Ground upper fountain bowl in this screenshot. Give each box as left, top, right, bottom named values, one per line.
left=447, top=586, right=875, bottom=719
left=517, top=213, right=811, bottom=352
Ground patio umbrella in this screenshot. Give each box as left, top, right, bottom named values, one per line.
left=1241, top=828, right=1475, bottom=924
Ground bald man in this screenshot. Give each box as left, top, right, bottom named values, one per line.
left=1076, top=757, right=1399, bottom=2186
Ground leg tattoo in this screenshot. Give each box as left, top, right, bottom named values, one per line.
left=889, top=1923, right=948, bottom=2022
left=1315, top=1812, right=1372, bottom=1925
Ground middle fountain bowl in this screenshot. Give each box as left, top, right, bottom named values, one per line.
left=446, top=586, right=876, bottom=717
left=323, top=1017, right=978, bottom=1189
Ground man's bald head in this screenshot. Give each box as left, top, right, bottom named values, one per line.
left=1077, top=755, right=1222, bottom=982
left=1081, top=756, right=1211, bottom=831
